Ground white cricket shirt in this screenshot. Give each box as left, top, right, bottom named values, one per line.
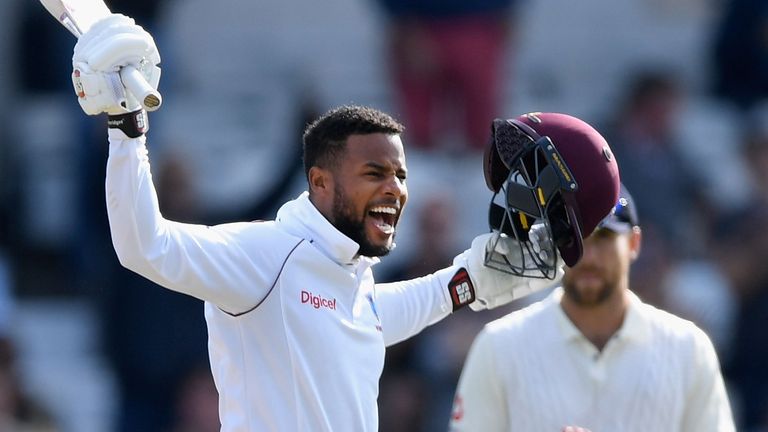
left=105, top=134, right=457, bottom=431
left=450, top=287, right=735, bottom=432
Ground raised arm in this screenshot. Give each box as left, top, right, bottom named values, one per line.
left=72, top=14, right=294, bottom=313
left=376, top=267, right=456, bottom=347
left=377, top=233, right=560, bottom=345
left=105, top=132, right=299, bottom=312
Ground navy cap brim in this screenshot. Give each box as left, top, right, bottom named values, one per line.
left=597, top=218, right=634, bottom=234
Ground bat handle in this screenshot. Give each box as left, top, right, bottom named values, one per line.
left=120, top=65, right=162, bottom=112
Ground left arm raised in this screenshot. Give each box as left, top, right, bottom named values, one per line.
left=376, top=266, right=456, bottom=347
left=376, top=234, right=561, bottom=346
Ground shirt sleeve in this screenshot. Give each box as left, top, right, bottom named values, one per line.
left=105, top=132, right=288, bottom=313
left=375, top=265, right=456, bottom=346
left=680, top=328, right=736, bottom=432
left=449, top=328, right=507, bottom=432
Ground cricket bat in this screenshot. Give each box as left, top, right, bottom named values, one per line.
left=39, top=0, right=162, bottom=111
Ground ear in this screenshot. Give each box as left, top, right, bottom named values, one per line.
left=628, top=226, right=642, bottom=261
left=308, top=166, right=333, bottom=196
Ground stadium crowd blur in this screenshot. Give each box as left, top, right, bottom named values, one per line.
left=1, top=0, right=767, bottom=430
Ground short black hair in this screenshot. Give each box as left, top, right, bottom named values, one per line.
left=302, top=105, right=404, bottom=179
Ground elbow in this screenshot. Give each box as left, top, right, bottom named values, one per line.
left=110, top=230, right=155, bottom=275
left=112, top=230, right=180, bottom=284
left=113, top=243, right=146, bottom=274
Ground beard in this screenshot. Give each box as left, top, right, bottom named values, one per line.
left=331, top=186, right=394, bottom=257
left=562, top=269, right=617, bottom=307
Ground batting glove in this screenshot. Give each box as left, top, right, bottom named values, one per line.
left=453, top=233, right=563, bottom=311
left=71, top=14, right=160, bottom=117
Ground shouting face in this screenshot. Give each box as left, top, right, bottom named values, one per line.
left=310, top=133, right=408, bottom=257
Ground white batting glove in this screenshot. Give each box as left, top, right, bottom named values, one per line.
left=71, top=14, right=160, bottom=116
left=528, top=221, right=554, bottom=263
left=453, top=233, right=563, bottom=311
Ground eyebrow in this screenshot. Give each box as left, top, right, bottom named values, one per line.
left=364, top=161, right=407, bottom=176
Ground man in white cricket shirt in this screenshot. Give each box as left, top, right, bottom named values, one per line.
left=450, top=186, right=735, bottom=432
left=67, top=14, right=622, bottom=432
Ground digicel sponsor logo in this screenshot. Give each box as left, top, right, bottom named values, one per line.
left=300, top=291, right=337, bottom=310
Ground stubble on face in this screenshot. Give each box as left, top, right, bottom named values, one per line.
left=331, top=184, right=394, bottom=257
left=562, top=265, right=618, bottom=308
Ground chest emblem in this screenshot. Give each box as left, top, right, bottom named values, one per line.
left=300, top=290, right=337, bottom=310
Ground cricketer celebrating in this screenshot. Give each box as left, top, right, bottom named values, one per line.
left=70, top=15, right=620, bottom=432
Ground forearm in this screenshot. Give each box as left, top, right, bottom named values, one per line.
left=105, top=130, right=173, bottom=281
left=105, top=131, right=219, bottom=294
left=376, top=266, right=456, bottom=346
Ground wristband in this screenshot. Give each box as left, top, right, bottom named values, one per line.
left=448, top=267, right=476, bottom=311
left=108, top=109, right=148, bottom=138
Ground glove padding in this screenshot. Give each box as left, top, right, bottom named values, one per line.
left=72, top=14, right=161, bottom=115
left=453, top=233, right=563, bottom=311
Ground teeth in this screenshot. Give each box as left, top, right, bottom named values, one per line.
left=370, top=206, right=396, bottom=215
left=370, top=206, right=397, bottom=235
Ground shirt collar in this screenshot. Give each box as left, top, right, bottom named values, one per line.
left=551, top=288, right=582, bottom=342
left=276, top=191, right=379, bottom=267
left=616, top=290, right=649, bottom=344
left=553, top=287, right=649, bottom=345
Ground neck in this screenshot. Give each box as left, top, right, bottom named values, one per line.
left=560, top=285, right=630, bottom=351
left=307, top=193, right=333, bottom=223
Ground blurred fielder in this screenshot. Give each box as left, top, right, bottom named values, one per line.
left=69, top=14, right=621, bottom=431
left=450, top=185, right=735, bottom=432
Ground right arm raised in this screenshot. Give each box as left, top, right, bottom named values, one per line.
left=106, top=131, right=296, bottom=313
left=72, top=15, right=294, bottom=313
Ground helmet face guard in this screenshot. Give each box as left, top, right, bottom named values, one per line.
left=485, top=118, right=585, bottom=277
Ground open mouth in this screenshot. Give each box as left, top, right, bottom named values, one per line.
left=368, top=206, right=398, bottom=235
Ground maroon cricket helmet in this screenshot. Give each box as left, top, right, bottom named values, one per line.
left=484, top=112, right=620, bottom=269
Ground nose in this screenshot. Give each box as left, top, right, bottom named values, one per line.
left=384, top=175, right=407, bottom=199
left=579, top=241, right=600, bottom=264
